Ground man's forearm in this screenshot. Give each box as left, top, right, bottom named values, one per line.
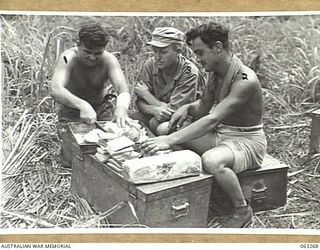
left=187, top=100, right=201, bottom=117
left=137, top=90, right=162, bottom=106
left=168, top=114, right=219, bottom=145
left=136, top=100, right=159, bottom=116
left=114, top=83, right=129, bottom=94
left=51, top=86, right=88, bottom=110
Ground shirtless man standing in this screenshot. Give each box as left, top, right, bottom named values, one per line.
left=141, top=22, right=267, bottom=228
left=51, top=22, right=131, bottom=167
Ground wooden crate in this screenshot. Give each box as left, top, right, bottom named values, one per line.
left=67, top=122, right=288, bottom=226
left=210, top=154, right=289, bottom=216
left=71, top=152, right=213, bottom=228
left=67, top=121, right=213, bottom=227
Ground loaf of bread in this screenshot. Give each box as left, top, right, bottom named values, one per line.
left=122, top=150, right=202, bottom=184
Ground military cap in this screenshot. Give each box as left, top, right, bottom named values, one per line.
left=147, top=27, right=185, bottom=47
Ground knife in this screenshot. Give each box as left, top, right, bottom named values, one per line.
left=94, top=122, right=108, bottom=133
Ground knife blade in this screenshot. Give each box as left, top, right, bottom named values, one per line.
left=94, top=122, right=108, bottom=133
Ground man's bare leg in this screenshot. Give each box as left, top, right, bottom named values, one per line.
left=184, top=134, right=246, bottom=206
left=183, top=135, right=252, bottom=228
left=201, top=145, right=252, bottom=228
left=202, top=145, right=246, bottom=207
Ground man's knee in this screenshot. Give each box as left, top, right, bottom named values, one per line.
left=156, top=121, right=170, bottom=135
left=201, top=151, right=227, bottom=175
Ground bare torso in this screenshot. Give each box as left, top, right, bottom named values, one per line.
left=66, top=48, right=109, bottom=108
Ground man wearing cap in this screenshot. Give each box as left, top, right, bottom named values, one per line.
left=141, top=22, right=267, bottom=228
left=132, top=27, right=205, bottom=135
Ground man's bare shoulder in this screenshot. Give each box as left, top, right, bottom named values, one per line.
left=235, top=65, right=259, bottom=85
left=101, top=51, right=119, bottom=65
left=228, top=65, right=262, bottom=98
left=58, top=47, right=78, bottom=66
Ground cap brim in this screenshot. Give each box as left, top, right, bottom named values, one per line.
left=147, top=40, right=171, bottom=48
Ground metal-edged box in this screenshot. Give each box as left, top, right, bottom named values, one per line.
left=66, top=122, right=288, bottom=226
left=67, top=122, right=213, bottom=227
left=66, top=122, right=101, bottom=154
left=71, top=152, right=213, bottom=228
left=210, top=154, right=289, bottom=216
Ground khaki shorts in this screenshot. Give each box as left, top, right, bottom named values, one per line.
left=213, top=124, right=267, bottom=173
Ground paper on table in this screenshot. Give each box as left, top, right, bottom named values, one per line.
left=106, top=136, right=135, bottom=152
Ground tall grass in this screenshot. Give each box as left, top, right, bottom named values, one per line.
left=1, top=14, right=320, bottom=228
left=2, top=15, right=319, bottom=119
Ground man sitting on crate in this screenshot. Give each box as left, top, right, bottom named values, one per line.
left=50, top=22, right=131, bottom=167
left=132, top=27, right=205, bottom=135
left=141, top=22, right=267, bottom=228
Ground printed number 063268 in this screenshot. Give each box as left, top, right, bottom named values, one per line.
left=300, top=244, right=319, bottom=248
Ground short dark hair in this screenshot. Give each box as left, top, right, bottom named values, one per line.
left=78, top=22, right=108, bottom=49
left=186, top=22, right=229, bottom=50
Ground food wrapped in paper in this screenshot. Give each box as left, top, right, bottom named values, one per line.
left=82, top=119, right=148, bottom=144
left=122, top=150, right=202, bottom=184
left=103, top=120, right=149, bottom=142
left=83, top=129, right=118, bottom=143
left=106, top=136, right=135, bottom=154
